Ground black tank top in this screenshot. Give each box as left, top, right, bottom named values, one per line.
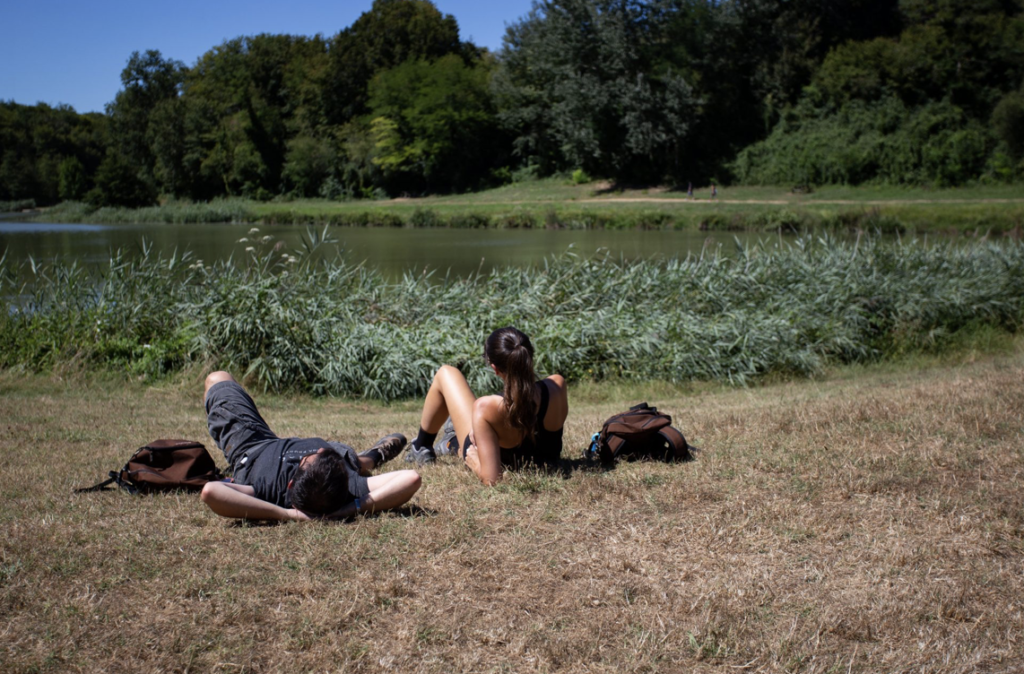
left=499, top=381, right=563, bottom=468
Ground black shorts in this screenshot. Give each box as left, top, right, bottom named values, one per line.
left=205, top=380, right=278, bottom=470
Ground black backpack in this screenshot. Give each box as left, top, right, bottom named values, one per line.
left=75, top=439, right=224, bottom=495
left=585, top=403, right=697, bottom=465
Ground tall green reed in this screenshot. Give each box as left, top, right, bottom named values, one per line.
left=2, top=234, right=1022, bottom=399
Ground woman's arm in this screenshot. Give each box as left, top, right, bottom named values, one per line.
left=468, top=397, right=504, bottom=486
left=200, top=481, right=311, bottom=522
left=542, top=374, right=569, bottom=429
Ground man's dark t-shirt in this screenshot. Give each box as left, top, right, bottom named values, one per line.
left=239, top=437, right=367, bottom=508
left=205, top=380, right=370, bottom=509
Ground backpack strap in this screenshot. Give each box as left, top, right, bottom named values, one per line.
left=73, top=473, right=117, bottom=493
left=73, top=470, right=138, bottom=494
left=605, top=433, right=627, bottom=460
left=657, top=426, right=693, bottom=462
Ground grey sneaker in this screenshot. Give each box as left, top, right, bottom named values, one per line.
left=404, top=442, right=437, bottom=464
left=433, top=417, right=459, bottom=456
left=361, top=433, right=407, bottom=466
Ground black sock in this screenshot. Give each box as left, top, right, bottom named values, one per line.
left=361, top=448, right=384, bottom=468
left=414, top=427, right=437, bottom=450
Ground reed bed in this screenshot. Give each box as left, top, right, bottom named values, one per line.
left=2, top=233, right=1022, bottom=400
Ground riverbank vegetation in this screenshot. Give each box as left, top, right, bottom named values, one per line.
left=31, top=179, right=1024, bottom=234
left=2, top=233, right=1021, bottom=398
left=2, top=346, right=1022, bottom=671
left=3, top=0, right=1023, bottom=211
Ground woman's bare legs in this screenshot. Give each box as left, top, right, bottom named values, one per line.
left=418, top=365, right=476, bottom=448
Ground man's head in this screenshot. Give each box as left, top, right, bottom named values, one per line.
left=289, top=447, right=351, bottom=515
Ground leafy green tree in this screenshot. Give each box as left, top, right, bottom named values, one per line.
left=324, top=0, right=465, bottom=125
left=335, top=119, right=382, bottom=198
left=367, top=54, right=505, bottom=193
left=0, top=149, right=34, bottom=201
left=87, top=150, right=156, bottom=207
left=106, top=50, right=186, bottom=201
left=732, top=94, right=992, bottom=186
left=734, top=0, right=1024, bottom=186
left=179, top=34, right=329, bottom=199
left=0, top=101, right=107, bottom=204
left=282, top=134, right=337, bottom=196
left=58, top=156, right=87, bottom=200
left=495, top=0, right=696, bottom=182
left=992, top=88, right=1024, bottom=162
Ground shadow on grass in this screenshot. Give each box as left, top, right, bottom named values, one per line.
left=557, top=457, right=609, bottom=478
left=227, top=504, right=438, bottom=528
left=555, top=448, right=700, bottom=478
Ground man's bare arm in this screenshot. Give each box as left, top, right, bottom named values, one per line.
left=200, top=481, right=311, bottom=522
left=324, top=470, right=422, bottom=519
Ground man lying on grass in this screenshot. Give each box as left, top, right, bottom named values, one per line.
left=200, top=371, right=422, bottom=522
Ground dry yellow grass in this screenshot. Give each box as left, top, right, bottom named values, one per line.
left=1, top=350, right=1023, bottom=673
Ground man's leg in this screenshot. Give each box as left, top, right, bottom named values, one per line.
left=358, top=433, right=407, bottom=474
left=204, top=371, right=277, bottom=469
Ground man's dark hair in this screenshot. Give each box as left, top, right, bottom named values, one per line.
left=290, top=447, right=352, bottom=515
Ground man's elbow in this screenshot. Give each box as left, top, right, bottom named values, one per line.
left=401, top=471, right=423, bottom=494
left=200, top=481, right=220, bottom=506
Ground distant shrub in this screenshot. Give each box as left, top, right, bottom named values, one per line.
left=448, top=213, right=491, bottom=228
left=0, top=199, right=37, bottom=213
left=495, top=211, right=537, bottom=229
left=410, top=208, right=444, bottom=228
left=365, top=212, right=403, bottom=227
left=823, top=209, right=906, bottom=234
left=733, top=97, right=995, bottom=187
left=511, top=164, right=541, bottom=183
left=571, top=169, right=591, bottom=185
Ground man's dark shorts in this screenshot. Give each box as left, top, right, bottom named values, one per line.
left=205, top=379, right=277, bottom=476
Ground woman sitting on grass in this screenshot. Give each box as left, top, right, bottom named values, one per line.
left=403, top=326, right=568, bottom=485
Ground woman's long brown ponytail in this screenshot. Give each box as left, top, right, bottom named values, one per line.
left=485, top=327, right=538, bottom=440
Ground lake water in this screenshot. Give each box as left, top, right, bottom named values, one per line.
left=0, top=221, right=784, bottom=280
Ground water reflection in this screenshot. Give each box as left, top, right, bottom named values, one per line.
left=1, top=220, right=792, bottom=282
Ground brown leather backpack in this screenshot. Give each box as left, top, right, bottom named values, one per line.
left=586, top=403, right=697, bottom=465
left=76, top=439, right=224, bottom=494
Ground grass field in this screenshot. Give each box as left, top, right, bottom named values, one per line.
left=34, top=180, right=1024, bottom=234
left=2, top=343, right=1023, bottom=672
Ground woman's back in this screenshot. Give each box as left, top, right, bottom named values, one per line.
left=475, top=375, right=567, bottom=466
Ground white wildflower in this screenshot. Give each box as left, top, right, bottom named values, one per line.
left=248, top=227, right=259, bottom=234
left=245, top=246, right=255, bottom=252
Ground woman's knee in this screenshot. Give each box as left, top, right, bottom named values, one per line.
left=435, top=364, right=459, bottom=380
left=435, top=364, right=468, bottom=389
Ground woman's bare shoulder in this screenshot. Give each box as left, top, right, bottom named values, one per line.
left=542, top=374, right=566, bottom=390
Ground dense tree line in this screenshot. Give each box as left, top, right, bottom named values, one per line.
left=2, top=0, right=1023, bottom=208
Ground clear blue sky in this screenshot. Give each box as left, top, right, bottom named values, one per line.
left=0, top=0, right=536, bottom=114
